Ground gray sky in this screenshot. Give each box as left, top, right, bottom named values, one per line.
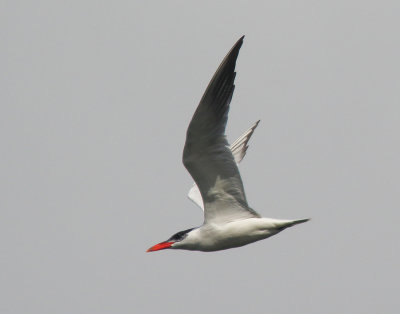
left=1, top=1, right=399, bottom=313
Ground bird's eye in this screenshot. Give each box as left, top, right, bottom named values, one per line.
left=168, top=228, right=194, bottom=241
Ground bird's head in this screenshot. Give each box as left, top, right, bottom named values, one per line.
left=146, top=227, right=195, bottom=252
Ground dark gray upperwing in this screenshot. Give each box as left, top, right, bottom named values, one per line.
left=182, top=36, right=260, bottom=223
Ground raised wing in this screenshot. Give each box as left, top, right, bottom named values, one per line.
left=230, top=120, right=260, bottom=164
left=187, top=121, right=260, bottom=210
left=183, top=36, right=260, bottom=223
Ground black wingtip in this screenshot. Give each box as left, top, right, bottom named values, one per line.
left=195, top=35, right=246, bottom=119
left=233, top=35, right=245, bottom=49
left=225, top=36, right=245, bottom=58
left=224, top=36, right=245, bottom=64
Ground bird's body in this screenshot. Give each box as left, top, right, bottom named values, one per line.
left=172, top=218, right=308, bottom=252
left=147, top=36, right=309, bottom=253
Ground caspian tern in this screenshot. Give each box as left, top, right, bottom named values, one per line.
left=147, top=36, right=309, bottom=252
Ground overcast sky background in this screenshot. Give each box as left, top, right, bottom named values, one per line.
left=1, top=1, right=399, bottom=313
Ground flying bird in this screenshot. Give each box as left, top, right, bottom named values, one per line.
left=147, top=36, right=309, bottom=252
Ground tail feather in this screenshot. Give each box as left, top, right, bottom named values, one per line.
left=277, top=218, right=310, bottom=231
left=290, top=218, right=310, bottom=226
